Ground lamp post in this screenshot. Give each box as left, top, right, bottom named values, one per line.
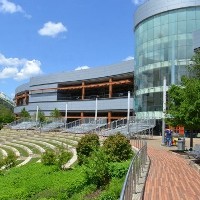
left=162, top=76, right=167, bottom=145
left=36, top=105, right=39, bottom=128
left=127, top=91, right=130, bottom=138
left=65, top=103, right=68, bottom=129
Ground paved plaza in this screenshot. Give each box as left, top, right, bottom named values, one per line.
left=143, top=136, right=200, bottom=200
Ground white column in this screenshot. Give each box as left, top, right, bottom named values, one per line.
left=65, top=103, right=68, bottom=129
left=162, top=76, right=167, bottom=145
left=36, top=106, right=39, bottom=123
left=95, top=98, right=98, bottom=121
left=127, top=91, right=130, bottom=137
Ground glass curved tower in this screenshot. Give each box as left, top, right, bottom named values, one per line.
left=134, top=0, right=200, bottom=119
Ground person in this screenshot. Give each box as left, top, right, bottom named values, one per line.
left=165, top=129, right=172, bottom=147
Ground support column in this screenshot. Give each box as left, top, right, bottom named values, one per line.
left=108, top=111, right=111, bottom=125
left=82, top=81, right=85, bottom=100
left=109, top=78, right=112, bottom=98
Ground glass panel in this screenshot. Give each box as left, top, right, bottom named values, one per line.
left=161, top=13, right=169, bottom=25
left=177, top=9, right=186, bottom=21
left=178, top=21, right=186, bottom=34
left=187, top=7, right=196, bottom=20
left=169, top=10, right=177, bottom=23
left=186, top=20, right=196, bottom=33
left=154, top=15, right=161, bottom=27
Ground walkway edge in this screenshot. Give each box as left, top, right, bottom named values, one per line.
left=132, top=155, right=151, bottom=200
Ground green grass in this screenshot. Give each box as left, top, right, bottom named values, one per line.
left=0, top=160, right=129, bottom=200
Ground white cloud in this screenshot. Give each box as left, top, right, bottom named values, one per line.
left=123, top=56, right=134, bottom=61
left=0, top=0, right=22, bottom=13
left=75, top=66, right=90, bottom=71
left=38, top=21, right=67, bottom=38
left=132, top=0, right=146, bottom=5
left=0, top=53, right=42, bottom=80
left=0, top=0, right=31, bottom=18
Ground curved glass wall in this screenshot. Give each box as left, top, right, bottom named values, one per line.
left=134, top=7, right=200, bottom=118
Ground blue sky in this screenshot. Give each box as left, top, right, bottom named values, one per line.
left=0, top=0, right=144, bottom=99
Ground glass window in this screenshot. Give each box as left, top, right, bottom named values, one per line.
left=196, top=7, right=200, bottom=20
left=168, top=22, right=177, bottom=35
left=161, top=24, right=168, bottom=37
left=187, top=7, right=196, bottom=20
left=177, top=9, right=186, bottom=21
left=147, top=28, right=154, bottom=41
left=178, top=21, right=186, bottom=34
left=147, top=18, right=154, bottom=29
left=161, top=13, right=169, bottom=25
left=169, top=10, right=177, bottom=23
left=177, top=46, right=186, bottom=59
left=154, top=26, right=161, bottom=39
left=154, top=15, right=161, bottom=27
left=186, top=20, right=196, bottom=33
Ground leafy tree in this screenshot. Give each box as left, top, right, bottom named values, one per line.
left=38, top=110, right=46, bottom=122
left=20, top=108, right=30, bottom=118
left=4, top=152, right=17, bottom=169
left=76, top=133, right=100, bottom=165
left=102, top=133, right=133, bottom=162
left=84, top=149, right=110, bottom=188
left=0, top=105, right=15, bottom=123
left=167, top=51, right=200, bottom=148
left=56, top=146, right=72, bottom=170
left=50, top=108, right=61, bottom=119
left=41, top=150, right=56, bottom=165
left=0, top=123, right=3, bottom=130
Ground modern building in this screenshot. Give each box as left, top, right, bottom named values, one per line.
left=14, top=60, right=134, bottom=124
left=134, top=0, right=200, bottom=119
left=193, top=30, right=200, bottom=51
left=0, top=92, right=14, bottom=110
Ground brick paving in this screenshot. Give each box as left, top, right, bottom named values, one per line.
left=143, top=137, right=200, bottom=200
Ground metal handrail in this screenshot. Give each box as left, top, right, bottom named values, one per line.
left=120, top=139, right=147, bottom=200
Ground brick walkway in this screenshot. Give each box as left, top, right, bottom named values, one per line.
left=144, top=145, right=200, bottom=200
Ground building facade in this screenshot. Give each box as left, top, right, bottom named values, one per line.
left=14, top=60, right=134, bottom=124
left=134, top=0, right=200, bottom=119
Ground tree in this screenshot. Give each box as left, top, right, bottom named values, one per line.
left=102, top=133, right=133, bottom=162
left=20, top=108, right=30, bottom=118
left=76, top=133, right=100, bottom=165
left=0, top=105, right=15, bottom=123
left=50, top=108, right=61, bottom=119
left=38, top=110, right=46, bottom=122
left=167, top=51, right=200, bottom=149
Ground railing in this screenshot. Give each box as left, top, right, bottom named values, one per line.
left=120, top=139, right=148, bottom=200
left=99, top=116, right=156, bottom=137
left=64, top=117, right=107, bottom=133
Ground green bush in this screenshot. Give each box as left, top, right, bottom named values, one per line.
left=41, top=150, right=56, bottom=166
left=76, top=133, right=100, bottom=165
left=108, top=161, right=130, bottom=178
left=0, top=123, right=3, bottom=130
left=102, top=133, right=133, bottom=162
left=84, top=149, right=110, bottom=188
left=4, top=151, right=17, bottom=169
left=56, top=147, right=72, bottom=170
left=98, top=177, right=125, bottom=200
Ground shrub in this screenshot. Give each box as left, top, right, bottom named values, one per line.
left=102, top=132, right=133, bottom=162
left=56, top=147, right=72, bottom=170
left=41, top=150, right=56, bottom=166
left=108, top=160, right=130, bottom=178
left=84, top=149, right=110, bottom=188
left=76, top=133, right=100, bottom=165
left=0, top=123, right=3, bottom=130
left=4, top=152, right=17, bottom=169
left=98, top=177, right=125, bottom=200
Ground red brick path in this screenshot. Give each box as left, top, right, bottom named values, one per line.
left=144, top=147, right=200, bottom=200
